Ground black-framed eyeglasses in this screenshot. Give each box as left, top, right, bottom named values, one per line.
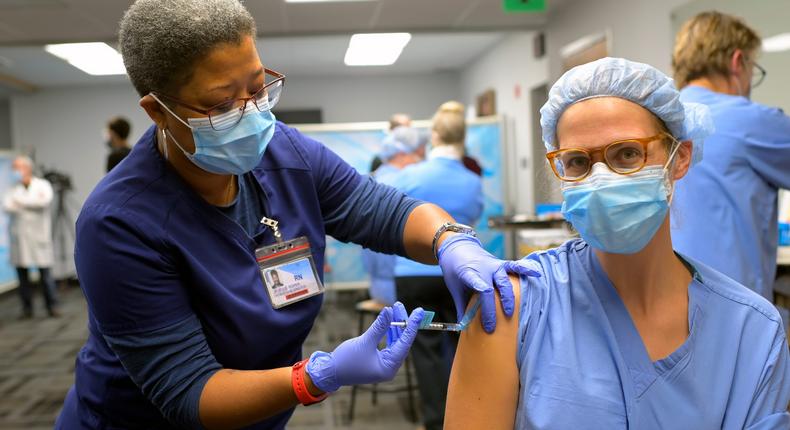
left=152, top=68, right=285, bottom=131
left=751, top=62, right=766, bottom=88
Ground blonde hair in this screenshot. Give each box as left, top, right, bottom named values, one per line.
left=432, top=101, right=466, bottom=145
left=672, top=11, right=761, bottom=88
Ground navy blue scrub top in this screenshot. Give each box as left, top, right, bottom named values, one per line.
left=61, top=123, right=417, bottom=429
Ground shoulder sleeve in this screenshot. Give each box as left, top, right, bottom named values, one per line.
left=75, top=204, right=193, bottom=335
left=745, top=325, right=790, bottom=429
left=328, top=176, right=422, bottom=255
left=743, top=106, right=790, bottom=189
left=516, top=256, right=547, bottom=362
left=285, top=126, right=365, bottom=215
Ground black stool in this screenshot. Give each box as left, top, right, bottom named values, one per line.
left=347, top=299, right=418, bottom=423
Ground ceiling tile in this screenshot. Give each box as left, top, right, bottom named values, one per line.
left=243, top=0, right=287, bottom=34
left=0, top=0, right=553, bottom=44
left=0, top=8, right=109, bottom=44
left=374, top=0, right=470, bottom=30
left=283, top=1, right=381, bottom=33
left=459, top=0, right=547, bottom=28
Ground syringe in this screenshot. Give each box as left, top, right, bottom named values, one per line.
left=389, top=298, right=481, bottom=332
left=390, top=321, right=463, bottom=332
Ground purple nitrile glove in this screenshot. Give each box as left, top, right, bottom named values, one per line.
left=306, top=302, right=424, bottom=393
left=437, top=234, right=541, bottom=333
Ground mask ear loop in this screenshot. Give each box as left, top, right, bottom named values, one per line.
left=663, top=136, right=683, bottom=204
left=150, top=93, right=193, bottom=130
left=159, top=127, right=169, bottom=160
left=161, top=127, right=196, bottom=161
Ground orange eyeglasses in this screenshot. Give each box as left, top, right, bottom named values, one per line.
left=546, top=133, right=675, bottom=182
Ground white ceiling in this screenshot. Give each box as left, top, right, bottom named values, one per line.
left=0, top=0, right=558, bottom=96
left=260, top=32, right=505, bottom=75
left=0, top=0, right=555, bottom=44
left=0, top=32, right=506, bottom=92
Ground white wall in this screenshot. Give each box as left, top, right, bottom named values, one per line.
left=8, top=72, right=461, bottom=206
left=460, top=31, right=549, bottom=214
left=277, top=72, right=461, bottom=123
left=10, top=84, right=151, bottom=208
left=545, top=0, right=692, bottom=79
left=546, top=0, right=790, bottom=110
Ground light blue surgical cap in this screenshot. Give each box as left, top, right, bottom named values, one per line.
left=540, top=57, right=714, bottom=165
left=379, top=126, right=423, bottom=161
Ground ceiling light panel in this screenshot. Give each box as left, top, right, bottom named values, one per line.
left=344, top=32, right=411, bottom=66
left=44, top=42, right=126, bottom=76
left=763, top=33, right=790, bottom=53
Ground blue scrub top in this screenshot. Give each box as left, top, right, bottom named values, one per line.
left=391, top=156, right=483, bottom=277
left=59, top=123, right=415, bottom=429
left=672, top=86, right=790, bottom=299
left=514, top=239, right=790, bottom=429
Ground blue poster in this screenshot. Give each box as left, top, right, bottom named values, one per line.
left=465, top=121, right=506, bottom=259
left=300, top=120, right=506, bottom=288
left=0, top=154, right=19, bottom=291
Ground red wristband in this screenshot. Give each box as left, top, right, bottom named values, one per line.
left=292, top=359, right=328, bottom=406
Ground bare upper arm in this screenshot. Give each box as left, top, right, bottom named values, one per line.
left=445, top=274, right=521, bottom=430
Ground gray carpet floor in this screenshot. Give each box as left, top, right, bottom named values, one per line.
left=0, top=285, right=423, bottom=430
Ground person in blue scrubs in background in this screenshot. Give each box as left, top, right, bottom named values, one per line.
left=445, top=58, right=790, bottom=429
left=362, top=126, right=423, bottom=305
left=671, top=12, right=790, bottom=302
left=392, top=101, right=484, bottom=430
left=54, top=1, right=538, bottom=429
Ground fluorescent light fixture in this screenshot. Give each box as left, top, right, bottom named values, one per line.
left=344, top=33, right=411, bottom=66
left=763, top=33, right=790, bottom=53
left=44, top=42, right=126, bottom=76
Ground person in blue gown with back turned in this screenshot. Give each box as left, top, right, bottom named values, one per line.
left=445, top=57, right=790, bottom=429
left=671, top=12, right=790, bottom=302
left=362, top=126, right=423, bottom=305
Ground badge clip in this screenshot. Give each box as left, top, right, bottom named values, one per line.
left=261, top=217, right=283, bottom=243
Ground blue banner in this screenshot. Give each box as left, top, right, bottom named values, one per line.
left=0, top=154, right=19, bottom=291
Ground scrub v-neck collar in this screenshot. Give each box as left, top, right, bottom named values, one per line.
left=582, top=244, right=708, bottom=398
left=148, top=131, right=272, bottom=248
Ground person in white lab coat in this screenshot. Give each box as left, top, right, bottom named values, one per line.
left=3, top=156, right=59, bottom=318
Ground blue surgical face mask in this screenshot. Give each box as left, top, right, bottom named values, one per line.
left=560, top=146, right=679, bottom=254
left=11, top=170, right=22, bottom=183
left=152, top=95, right=276, bottom=175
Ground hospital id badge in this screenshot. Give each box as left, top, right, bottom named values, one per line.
left=256, top=236, right=324, bottom=309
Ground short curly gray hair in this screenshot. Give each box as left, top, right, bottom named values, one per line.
left=119, top=0, right=256, bottom=97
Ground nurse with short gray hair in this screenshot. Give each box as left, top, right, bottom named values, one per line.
left=54, top=1, right=537, bottom=429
